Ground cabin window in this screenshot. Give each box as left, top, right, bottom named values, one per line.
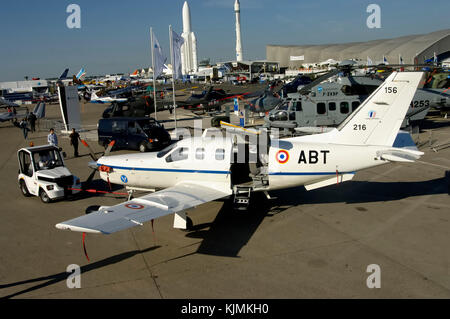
left=165, top=147, right=188, bottom=162
left=340, top=102, right=349, bottom=114
left=317, top=103, right=326, bottom=115
left=352, top=101, right=360, bottom=112
left=195, top=148, right=205, bottom=160
left=328, top=102, right=336, bottom=111
left=294, top=102, right=302, bottom=111
left=215, top=148, right=225, bottom=160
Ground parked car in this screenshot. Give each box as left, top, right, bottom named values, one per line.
left=98, top=117, right=171, bottom=152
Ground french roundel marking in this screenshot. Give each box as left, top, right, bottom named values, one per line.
left=125, top=203, right=145, bottom=210
left=276, top=150, right=289, bottom=164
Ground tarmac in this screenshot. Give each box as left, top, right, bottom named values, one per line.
left=0, top=90, right=449, bottom=299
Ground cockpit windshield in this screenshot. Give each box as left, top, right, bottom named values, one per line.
left=33, top=149, right=64, bottom=171
left=276, top=100, right=297, bottom=111
left=157, top=142, right=177, bottom=158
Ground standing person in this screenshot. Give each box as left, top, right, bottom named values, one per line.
left=28, top=112, right=36, bottom=133
left=19, top=119, right=30, bottom=140
left=7, top=106, right=13, bottom=123
left=47, top=128, right=58, bottom=146
left=69, top=128, right=80, bottom=157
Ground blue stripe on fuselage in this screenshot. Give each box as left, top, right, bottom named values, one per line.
left=97, top=163, right=355, bottom=176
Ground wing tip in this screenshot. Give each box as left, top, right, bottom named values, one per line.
left=55, top=223, right=102, bottom=234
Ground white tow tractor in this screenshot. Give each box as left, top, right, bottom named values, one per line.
left=18, top=144, right=81, bottom=203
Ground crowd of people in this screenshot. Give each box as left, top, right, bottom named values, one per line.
left=9, top=106, right=36, bottom=140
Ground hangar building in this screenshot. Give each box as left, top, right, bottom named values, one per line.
left=267, top=29, right=450, bottom=69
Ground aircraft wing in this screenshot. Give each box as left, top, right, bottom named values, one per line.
left=55, top=182, right=231, bottom=234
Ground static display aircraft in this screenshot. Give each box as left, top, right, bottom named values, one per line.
left=262, top=68, right=449, bottom=130
left=56, top=71, right=425, bottom=236
left=176, top=86, right=239, bottom=111
left=89, top=91, right=128, bottom=104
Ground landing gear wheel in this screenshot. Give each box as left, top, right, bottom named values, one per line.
left=19, top=180, right=31, bottom=197
left=139, top=142, right=147, bottom=153
left=39, top=189, right=51, bottom=203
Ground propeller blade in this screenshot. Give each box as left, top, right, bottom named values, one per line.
left=83, top=169, right=97, bottom=189
left=104, top=140, right=115, bottom=156
left=81, top=139, right=98, bottom=161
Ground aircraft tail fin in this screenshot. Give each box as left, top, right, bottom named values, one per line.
left=333, top=72, right=424, bottom=146
left=59, top=68, right=69, bottom=80
left=33, top=101, right=46, bottom=119
left=76, top=68, right=86, bottom=80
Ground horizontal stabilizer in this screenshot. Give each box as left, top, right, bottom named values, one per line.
left=378, top=148, right=423, bottom=163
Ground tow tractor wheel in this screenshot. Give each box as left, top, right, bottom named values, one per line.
left=39, top=188, right=51, bottom=204
left=19, top=180, right=31, bottom=197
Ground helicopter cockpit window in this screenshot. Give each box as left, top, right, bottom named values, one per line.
left=294, top=102, right=302, bottom=111
left=165, top=147, right=188, bottom=163
left=274, top=110, right=288, bottom=121
left=340, top=102, right=349, bottom=114
left=278, top=103, right=289, bottom=111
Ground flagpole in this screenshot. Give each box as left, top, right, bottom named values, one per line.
left=169, top=24, right=177, bottom=129
left=150, top=27, right=158, bottom=121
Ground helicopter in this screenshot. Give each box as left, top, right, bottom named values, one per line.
left=260, top=61, right=449, bottom=131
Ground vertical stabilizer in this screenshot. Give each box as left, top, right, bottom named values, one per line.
left=333, top=72, right=423, bottom=146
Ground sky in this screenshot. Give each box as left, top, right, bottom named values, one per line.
left=0, top=0, right=448, bottom=81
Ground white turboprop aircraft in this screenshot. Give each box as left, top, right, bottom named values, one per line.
left=56, top=72, right=425, bottom=235
left=89, top=91, right=128, bottom=104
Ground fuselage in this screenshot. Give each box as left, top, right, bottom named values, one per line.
left=96, top=135, right=389, bottom=193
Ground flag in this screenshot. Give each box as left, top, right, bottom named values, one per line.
left=367, top=56, right=373, bottom=66
left=171, top=29, right=184, bottom=79
left=151, top=30, right=166, bottom=79
left=433, top=52, right=438, bottom=63
left=383, top=56, right=389, bottom=65
left=399, top=55, right=403, bottom=65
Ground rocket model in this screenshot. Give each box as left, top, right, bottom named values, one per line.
left=234, top=0, right=243, bottom=62
left=181, top=1, right=198, bottom=74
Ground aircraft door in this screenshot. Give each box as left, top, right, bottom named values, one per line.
left=327, top=102, right=338, bottom=125
left=292, top=101, right=302, bottom=123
